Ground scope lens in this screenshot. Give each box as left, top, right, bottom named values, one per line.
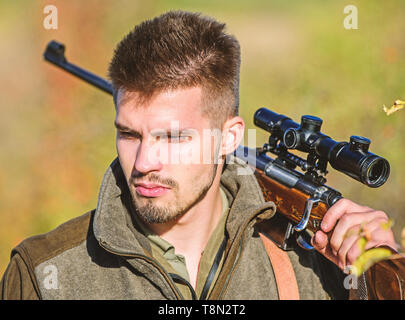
left=364, top=157, right=390, bottom=187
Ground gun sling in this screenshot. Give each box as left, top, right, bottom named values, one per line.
left=259, top=232, right=300, bottom=300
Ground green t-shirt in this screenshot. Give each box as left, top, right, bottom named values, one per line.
left=132, top=187, right=229, bottom=299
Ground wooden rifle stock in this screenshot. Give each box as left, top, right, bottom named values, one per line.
left=255, top=169, right=328, bottom=232
left=252, top=167, right=328, bottom=250
left=236, top=146, right=341, bottom=249
left=254, top=168, right=326, bottom=234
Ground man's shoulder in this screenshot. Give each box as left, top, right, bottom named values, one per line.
left=12, top=210, right=96, bottom=269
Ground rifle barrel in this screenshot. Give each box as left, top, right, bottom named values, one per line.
left=43, top=40, right=113, bottom=95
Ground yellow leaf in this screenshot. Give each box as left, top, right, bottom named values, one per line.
left=380, top=219, right=393, bottom=231
left=351, top=248, right=393, bottom=277
left=383, top=99, right=405, bottom=115
left=357, top=237, right=367, bottom=253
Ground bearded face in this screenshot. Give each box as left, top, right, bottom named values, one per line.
left=115, top=87, right=223, bottom=225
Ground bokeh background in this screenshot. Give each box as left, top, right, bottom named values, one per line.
left=1, top=0, right=404, bottom=275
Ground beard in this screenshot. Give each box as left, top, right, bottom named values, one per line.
left=129, top=164, right=218, bottom=224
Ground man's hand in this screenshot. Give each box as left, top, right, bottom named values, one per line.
left=311, top=198, right=397, bottom=270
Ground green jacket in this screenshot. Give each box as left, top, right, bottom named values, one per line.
left=0, top=156, right=347, bottom=300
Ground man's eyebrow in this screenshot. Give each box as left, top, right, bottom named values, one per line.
left=114, top=122, right=142, bottom=137
left=114, top=121, right=130, bottom=131
left=114, top=122, right=197, bottom=138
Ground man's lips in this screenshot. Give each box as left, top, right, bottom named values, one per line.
left=134, top=183, right=171, bottom=197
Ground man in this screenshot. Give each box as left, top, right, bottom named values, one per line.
left=0, top=10, right=400, bottom=300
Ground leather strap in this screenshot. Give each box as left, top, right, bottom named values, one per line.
left=259, top=232, right=300, bottom=300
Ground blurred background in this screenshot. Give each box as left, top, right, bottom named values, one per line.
left=1, top=0, right=404, bottom=275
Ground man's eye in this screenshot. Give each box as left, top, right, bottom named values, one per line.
left=118, top=131, right=137, bottom=139
left=154, top=134, right=192, bottom=143
left=167, top=135, right=192, bottom=143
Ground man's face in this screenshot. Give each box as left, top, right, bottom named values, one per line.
left=115, top=86, right=222, bottom=224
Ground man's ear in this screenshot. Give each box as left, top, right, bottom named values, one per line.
left=221, top=116, right=245, bottom=156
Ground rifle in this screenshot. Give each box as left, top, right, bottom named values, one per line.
left=43, top=40, right=391, bottom=251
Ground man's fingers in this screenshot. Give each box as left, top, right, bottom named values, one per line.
left=312, top=231, right=339, bottom=266
left=336, top=218, right=395, bottom=268
left=329, top=211, right=388, bottom=255
left=337, top=231, right=360, bottom=269
left=321, top=199, right=370, bottom=233
left=313, top=198, right=395, bottom=271
left=312, top=230, right=328, bottom=250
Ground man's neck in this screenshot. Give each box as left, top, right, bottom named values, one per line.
left=147, top=181, right=223, bottom=255
left=144, top=178, right=224, bottom=288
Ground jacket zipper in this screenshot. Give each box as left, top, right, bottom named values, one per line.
left=212, top=217, right=259, bottom=299
left=215, top=237, right=244, bottom=299
left=98, top=240, right=187, bottom=300
left=169, top=273, right=198, bottom=300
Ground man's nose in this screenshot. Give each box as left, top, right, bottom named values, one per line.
left=134, top=139, right=163, bottom=174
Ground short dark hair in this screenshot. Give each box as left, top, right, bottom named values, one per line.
left=108, top=10, right=241, bottom=127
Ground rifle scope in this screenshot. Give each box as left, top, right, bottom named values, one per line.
left=254, top=108, right=390, bottom=188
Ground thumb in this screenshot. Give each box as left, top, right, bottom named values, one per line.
left=312, top=230, right=339, bottom=266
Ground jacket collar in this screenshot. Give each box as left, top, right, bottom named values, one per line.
left=93, top=156, right=276, bottom=256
